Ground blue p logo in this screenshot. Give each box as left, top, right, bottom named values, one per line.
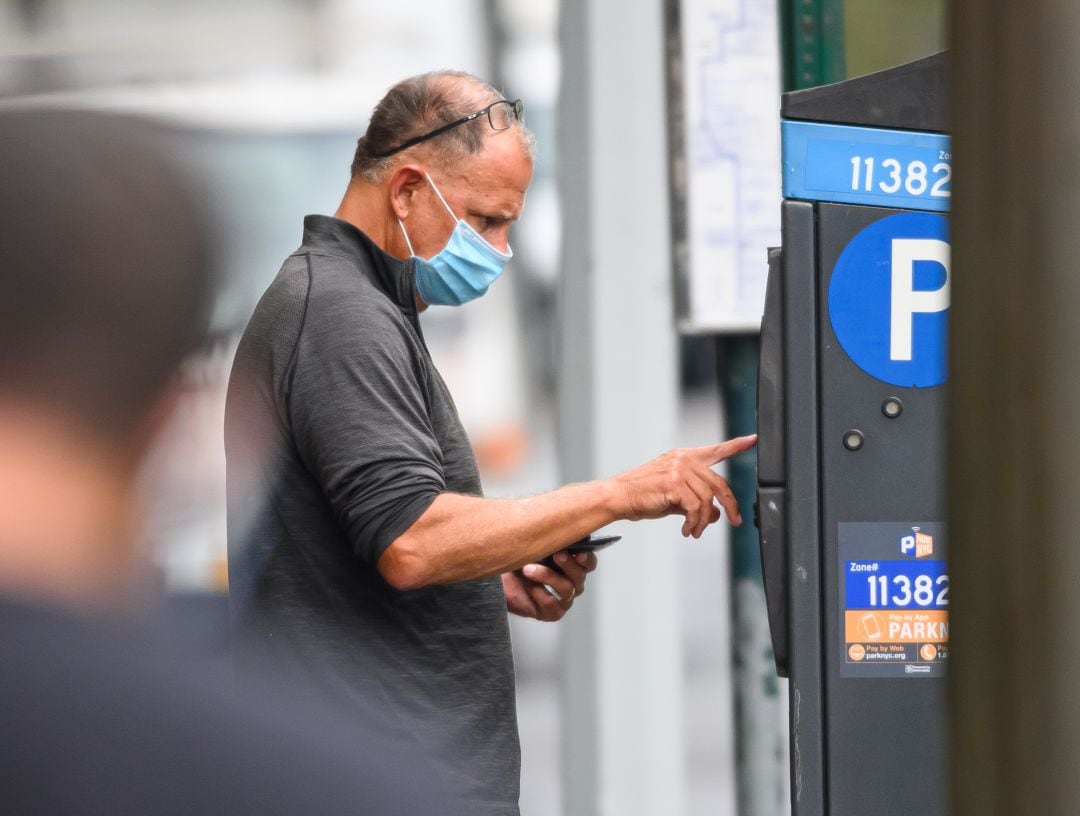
left=829, top=212, right=951, bottom=388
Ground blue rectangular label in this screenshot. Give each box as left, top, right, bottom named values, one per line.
left=845, top=559, right=949, bottom=610
left=782, top=120, right=951, bottom=212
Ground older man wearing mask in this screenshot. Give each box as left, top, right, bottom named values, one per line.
left=226, top=70, right=755, bottom=814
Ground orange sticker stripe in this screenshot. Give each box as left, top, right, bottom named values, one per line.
left=845, top=610, right=949, bottom=644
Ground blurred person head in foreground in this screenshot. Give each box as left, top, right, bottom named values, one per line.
left=0, top=108, right=447, bottom=815
left=0, top=108, right=212, bottom=611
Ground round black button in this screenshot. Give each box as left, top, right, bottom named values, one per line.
left=843, top=430, right=865, bottom=451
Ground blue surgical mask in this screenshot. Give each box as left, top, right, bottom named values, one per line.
left=398, top=173, right=513, bottom=307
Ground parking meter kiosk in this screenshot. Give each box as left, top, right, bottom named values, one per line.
left=756, top=53, right=950, bottom=816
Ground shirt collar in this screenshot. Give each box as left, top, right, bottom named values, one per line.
left=300, top=215, right=417, bottom=314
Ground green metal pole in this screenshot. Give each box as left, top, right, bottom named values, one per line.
left=713, top=5, right=843, bottom=814
left=717, top=333, right=787, bottom=816
left=780, top=0, right=846, bottom=92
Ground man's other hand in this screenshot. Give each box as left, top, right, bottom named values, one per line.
left=610, top=434, right=757, bottom=539
left=502, top=550, right=598, bottom=621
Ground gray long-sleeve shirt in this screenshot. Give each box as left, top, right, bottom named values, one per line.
left=225, top=215, right=519, bottom=814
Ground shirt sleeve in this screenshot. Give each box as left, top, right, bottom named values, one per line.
left=288, top=284, right=445, bottom=566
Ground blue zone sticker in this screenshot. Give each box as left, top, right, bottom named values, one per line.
left=845, top=560, right=949, bottom=609
left=839, top=522, right=949, bottom=679
left=828, top=212, right=950, bottom=388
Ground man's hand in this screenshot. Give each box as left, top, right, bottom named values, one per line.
left=610, top=434, right=757, bottom=539
left=502, top=550, right=598, bottom=621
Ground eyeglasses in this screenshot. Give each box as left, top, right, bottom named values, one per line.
left=374, top=99, right=524, bottom=159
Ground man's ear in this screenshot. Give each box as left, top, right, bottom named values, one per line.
left=389, top=165, right=426, bottom=220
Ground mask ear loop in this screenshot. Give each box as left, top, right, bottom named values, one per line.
left=397, top=172, right=455, bottom=258
left=424, top=172, right=460, bottom=222
left=397, top=219, right=417, bottom=256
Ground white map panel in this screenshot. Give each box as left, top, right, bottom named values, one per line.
left=681, top=0, right=782, bottom=332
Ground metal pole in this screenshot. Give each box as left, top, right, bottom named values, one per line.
left=557, top=0, right=684, bottom=814
left=716, top=334, right=788, bottom=816
left=704, top=3, right=845, bottom=811
left=949, top=2, right=1080, bottom=813
left=779, top=0, right=845, bottom=93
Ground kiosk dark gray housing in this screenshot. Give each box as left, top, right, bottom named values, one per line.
left=757, top=53, right=950, bottom=816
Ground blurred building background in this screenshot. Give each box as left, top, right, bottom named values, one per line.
left=0, top=2, right=734, bottom=813
left=0, top=1, right=945, bottom=814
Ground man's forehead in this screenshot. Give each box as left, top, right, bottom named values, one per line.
left=448, top=131, right=532, bottom=189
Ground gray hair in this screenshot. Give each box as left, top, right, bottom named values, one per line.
left=351, top=70, right=534, bottom=183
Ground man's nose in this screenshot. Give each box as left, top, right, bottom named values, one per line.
left=491, top=227, right=511, bottom=254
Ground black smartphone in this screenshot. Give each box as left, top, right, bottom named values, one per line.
left=538, top=535, right=621, bottom=569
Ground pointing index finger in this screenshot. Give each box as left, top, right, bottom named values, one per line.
left=702, top=434, right=758, bottom=465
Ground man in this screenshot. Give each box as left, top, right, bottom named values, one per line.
left=226, top=70, right=755, bottom=813
left=0, top=108, right=444, bottom=815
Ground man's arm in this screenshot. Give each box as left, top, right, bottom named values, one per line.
left=377, top=435, right=756, bottom=591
